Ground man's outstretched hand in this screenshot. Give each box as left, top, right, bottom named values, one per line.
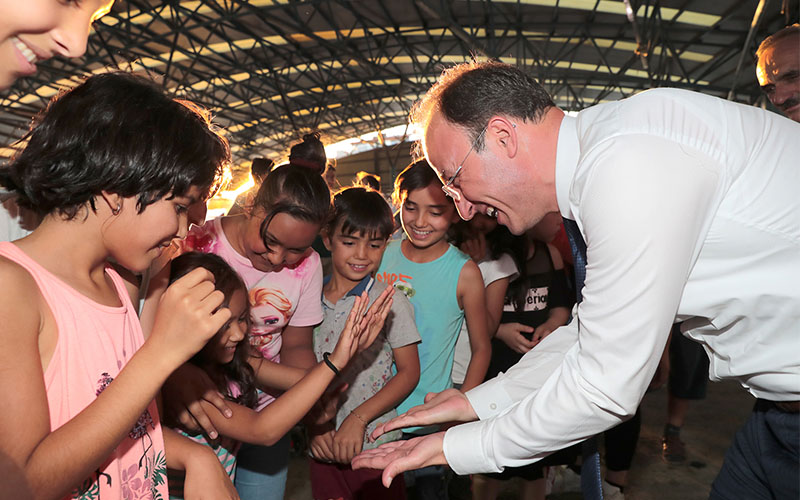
left=370, top=389, right=478, bottom=441
left=351, top=432, right=447, bottom=488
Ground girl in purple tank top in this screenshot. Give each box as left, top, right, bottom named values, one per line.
left=0, top=73, right=237, bottom=500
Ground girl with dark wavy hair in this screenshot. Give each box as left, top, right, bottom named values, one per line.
left=0, top=72, right=234, bottom=499
left=166, top=251, right=393, bottom=499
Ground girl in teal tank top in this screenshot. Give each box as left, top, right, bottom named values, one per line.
left=376, top=160, right=491, bottom=425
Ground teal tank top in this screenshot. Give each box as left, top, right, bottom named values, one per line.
left=376, top=239, right=469, bottom=431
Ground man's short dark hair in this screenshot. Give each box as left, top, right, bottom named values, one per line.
left=0, top=72, right=228, bottom=219
left=327, top=186, right=394, bottom=241
left=411, top=61, right=554, bottom=151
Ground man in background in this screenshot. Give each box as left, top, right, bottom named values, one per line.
left=756, top=24, right=800, bottom=122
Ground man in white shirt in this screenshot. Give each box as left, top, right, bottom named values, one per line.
left=352, top=61, right=800, bottom=499
left=756, top=24, right=800, bottom=122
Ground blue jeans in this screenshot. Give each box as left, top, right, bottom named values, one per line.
left=234, top=435, right=291, bottom=500
left=710, top=399, right=799, bottom=500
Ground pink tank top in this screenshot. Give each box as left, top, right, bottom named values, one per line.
left=0, top=242, right=168, bottom=500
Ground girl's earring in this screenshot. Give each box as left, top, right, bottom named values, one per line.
left=111, top=204, right=121, bottom=216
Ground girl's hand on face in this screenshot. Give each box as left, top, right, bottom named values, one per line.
left=149, top=267, right=231, bottom=367
left=459, top=233, right=487, bottom=262
left=333, top=413, right=366, bottom=463
left=162, top=364, right=232, bottom=440
left=495, top=322, right=536, bottom=354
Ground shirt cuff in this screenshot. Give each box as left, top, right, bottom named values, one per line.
left=443, top=420, right=501, bottom=475
left=466, top=376, right=515, bottom=420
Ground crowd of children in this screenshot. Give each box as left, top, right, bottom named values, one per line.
left=0, top=71, right=600, bottom=500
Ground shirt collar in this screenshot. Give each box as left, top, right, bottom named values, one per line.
left=347, top=275, right=374, bottom=297
left=555, top=114, right=580, bottom=221
left=321, top=274, right=374, bottom=300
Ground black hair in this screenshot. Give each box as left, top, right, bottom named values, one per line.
left=392, top=159, right=451, bottom=208
left=354, top=171, right=381, bottom=192
left=252, top=164, right=332, bottom=244
left=288, top=131, right=327, bottom=171
left=251, top=157, right=274, bottom=181
left=0, top=72, right=229, bottom=219
left=169, top=252, right=258, bottom=409
left=327, top=186, right=394, bottom=241
left=411, top=61, right=554, bottom=151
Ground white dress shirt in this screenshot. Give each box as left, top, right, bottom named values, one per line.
left=443, top=88, right=800, bottom=475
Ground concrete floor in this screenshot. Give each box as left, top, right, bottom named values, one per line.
left=285, top=379, right=754, bottom=499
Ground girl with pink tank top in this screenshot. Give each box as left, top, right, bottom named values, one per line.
left=0, top=74, right=234, bottom=499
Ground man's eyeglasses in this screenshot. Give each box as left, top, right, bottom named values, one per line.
left=441, top=124, right=488, bottom=200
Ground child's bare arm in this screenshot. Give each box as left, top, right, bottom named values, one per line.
left=484, top=277, right=511, bottom=336
left=0, top=263, right=228, bottom=499
left=457, top=260, right=492, bottom=392
left=162, top=427, right=239, bottom=499
left=332, top=343, right=420, bottom=463
left=249, top=354, right=307, bottom=391
left=195, top=293, right=383, bottom=447
left=532, top=244, right=571, bottom=343
left=280, top=325, right=317, bottom=372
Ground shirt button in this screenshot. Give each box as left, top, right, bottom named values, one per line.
left=490, top=403, right=497, bottom=410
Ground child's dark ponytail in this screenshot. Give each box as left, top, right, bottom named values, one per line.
left=288, top=132, right=326, bottom=171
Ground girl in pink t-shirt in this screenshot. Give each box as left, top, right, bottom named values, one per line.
left=0, top=74, right=236, bottom=499
left=151, top=164, right=333, bottom=500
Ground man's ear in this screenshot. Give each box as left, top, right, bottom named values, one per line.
left=487, top=116, right=518, bottom=160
